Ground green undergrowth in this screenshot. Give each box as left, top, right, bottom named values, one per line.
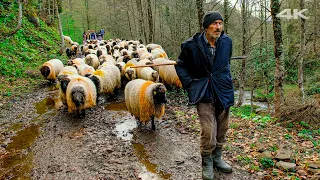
left=0, top=12, right=67, bottom=101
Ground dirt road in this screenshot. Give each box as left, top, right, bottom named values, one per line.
left=0, top=83, right=257, bottom=180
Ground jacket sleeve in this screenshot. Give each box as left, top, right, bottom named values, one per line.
left=175, top=43, right=194, bottom=89
left=229, top=38, right=233, bottom=64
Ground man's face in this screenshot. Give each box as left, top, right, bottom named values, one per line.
left=206, top=20, right=223, bottom=40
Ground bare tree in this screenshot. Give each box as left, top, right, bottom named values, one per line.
left=270, top=0, right=285, bottom=116
left=136, top=0, right=145, bottom=43
left=298, top=0, right=306, bottom=104
left=196, top=0, right=204, bottom=32
left=147, top=0, right=154, bottom=43
left=85, top=0, right=89, bottom=30
left=236, top=0, right=248, bottom=107
left=6, top=0, right=23, bottom=36
left=55, top=0, right=65, bottom=55
left=224, top=0, right=229, bottom=34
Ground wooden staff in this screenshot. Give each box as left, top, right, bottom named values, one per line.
left=130, top=56, right=247, bottom=68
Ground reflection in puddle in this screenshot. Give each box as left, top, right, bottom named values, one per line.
left=105, top=102, right=127, bottom=111
left=34, top=97, right=56, bottom=115
left=1, top=97, right=58, bottom=179
left=114, top=117, right=137, bottom=141
left=2, top=125, right=40, bottom=179
left=133, top=142, right=171, bottom=179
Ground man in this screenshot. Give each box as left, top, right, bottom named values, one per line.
left=90, top=30, right=97, bottom=40
left=175, top=11, right=234, bottom=180
left=100, top=28, right=105, bottom=39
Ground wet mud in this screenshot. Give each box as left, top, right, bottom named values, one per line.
left=0, top=85, right=257, bottom=179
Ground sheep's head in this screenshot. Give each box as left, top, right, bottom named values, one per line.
left=132, top=52, right=139, bottom=58
left=97, top=50, right=103, bottom=58
left=116, top=63, right=123, bottom=71
left=123, top=55, right=131, bottom=63
left=125, top=68, right=136, bottom=80
left=71, top=86, right=85, bottom=108
left=58, top=75, right=71, bottom=93
left=40, top=66, right=50, bottom=78
left=147, top=47, right=152, bottom=53
left=124, top=44, right=129, bottom=50
left=151, top=71, right=159, bottom=82
left=153, top=84, right=167, bottom=105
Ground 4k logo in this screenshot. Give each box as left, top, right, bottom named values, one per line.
left=276, top=9, right=309, bottom=19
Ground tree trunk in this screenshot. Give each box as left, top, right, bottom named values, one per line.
left=7, top=0, right=23, bottom=36
left=270, top=0, right=285, bottom=116
left=135, top=0, right=143, bottom=43
left=146, top=0, right=153, bottom=43
left=298, top=0, right=305, bottom=104
left=48, top=0, right=51, bottom=24
left=188, top=0, right=192, bottom=36
left=314, top=0, right=318, bottom=54
left=236, top=0, right=247, bottom=107
left=127, top=10, right=133, bottom=39
left=85, top=0, right=89, bottom=30
left=196, top=0, right=204, bottom=32
left=55, top=0, right=65, bottom=55
left=224, top=0, right=229, bottom=34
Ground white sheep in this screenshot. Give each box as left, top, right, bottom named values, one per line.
left=66, top=76, right=97, bottom=115
left=139, top=67, right=159, bottom=82
left=77, top=64, right=95, bottom=76
left=88, top=65, right=121, bottom=97
left=84, top=54, right=100, bottom=70
left=40, top=59, right=64, bottom=82
left=57, top=66, right=79, bottom=105
left=158, top=60, right=182, bottom=89
left=125, top=79, right=167, bottom=130
left=99, top=54, right=116, bottom=65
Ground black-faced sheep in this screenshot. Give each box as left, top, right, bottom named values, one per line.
left=66, top=76, right=97, bottom=115
left=139, top=67, right=159, bottom=82
left=57, top=66, right=79, bottom=106
left=88, top=65, right=121, bottom=101
left=40, top=59, right=64, bottom=82
left=125, top=79, right=167, bottom=130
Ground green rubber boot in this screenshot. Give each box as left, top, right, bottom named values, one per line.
left=202, top=154, right=214, bottom=180
left=212, top=147, right=232, bottom=173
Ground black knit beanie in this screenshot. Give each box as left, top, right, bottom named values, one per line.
left=202, top=11, right=224, bottom=29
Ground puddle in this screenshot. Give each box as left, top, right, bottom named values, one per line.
left=34, top=97, right=56, bottom=115
left=0, top=97, right=58, bottom=178
left=1, top=125, right=40, bottom=179
left=133, top=142, right=171, bottom=180
left=114, top=117, right=137, bottom=141
left=7, top=123, right=23, bottom=132
left=105, top=102, right=127, bottom=111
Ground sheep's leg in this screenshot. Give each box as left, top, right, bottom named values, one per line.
left=151, top=115, right=155, bottom=131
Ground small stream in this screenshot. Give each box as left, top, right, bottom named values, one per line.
left=234, top=90, right=270, bottom=111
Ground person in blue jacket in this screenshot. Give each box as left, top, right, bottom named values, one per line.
left=175, top=11, right=234, bottom=180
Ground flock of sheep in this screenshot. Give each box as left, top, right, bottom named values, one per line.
left=39, top=36, right=182, bottom=130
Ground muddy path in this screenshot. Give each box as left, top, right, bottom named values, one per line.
left=0, top=83, right=257, bottom=180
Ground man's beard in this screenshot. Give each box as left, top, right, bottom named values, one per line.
left=209, top=31, right=221, bottom=40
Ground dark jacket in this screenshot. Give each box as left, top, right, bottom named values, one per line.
left=174, top=31, right=234, bottom=109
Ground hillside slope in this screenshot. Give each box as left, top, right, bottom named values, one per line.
left=0, top=2, right=67, bottom=102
